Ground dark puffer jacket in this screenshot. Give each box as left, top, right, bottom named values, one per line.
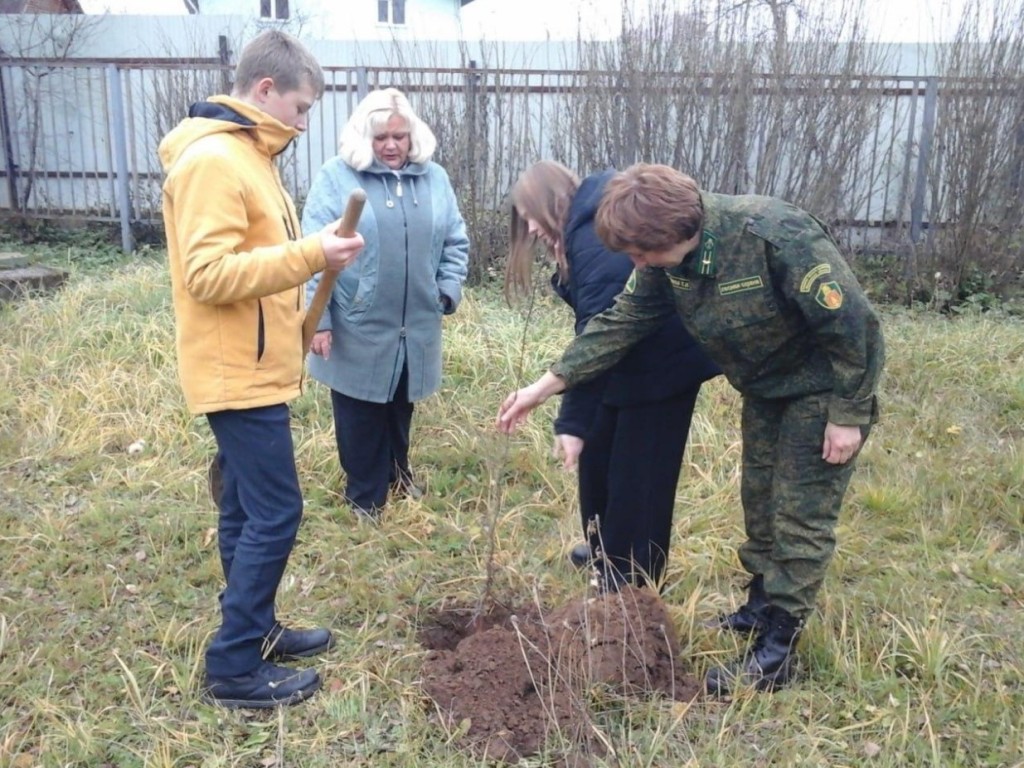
left=552, top=170, right=721, bottom=438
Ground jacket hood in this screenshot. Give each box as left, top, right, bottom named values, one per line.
left=357, top=159, right=431, bottom=210
left=362, top=158, right=430, bottom=177
left=565, top=168, right=616, bottom=240
left=158, top=94, right=300, bottom=173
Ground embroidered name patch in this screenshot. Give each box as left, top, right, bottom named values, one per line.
left=718, top=275, right=765, bottom=296
left=815, top=281, right=844, bottom=309
left=668, top=274, right=692, bottom=290
left=800, top=263, right=832, bottom=293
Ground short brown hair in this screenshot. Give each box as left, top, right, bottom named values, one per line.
left=504, top=160, right=579, bottom=300
left=596, top=164, right=702, bottom=253
left=233, top=30, right=325, bottom=99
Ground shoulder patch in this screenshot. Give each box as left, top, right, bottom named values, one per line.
left=800, top=263, right=832, bottom=293
left=624, top=270, right=637, bottom=294
left=815, top=281, right=844, bottom=310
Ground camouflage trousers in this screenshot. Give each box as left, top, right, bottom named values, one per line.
left=737, top=393, right=871, bottom=619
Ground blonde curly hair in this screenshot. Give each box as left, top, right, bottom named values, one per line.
left=338, top=87, right=437, bottom=171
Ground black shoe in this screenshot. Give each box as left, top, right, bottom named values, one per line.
left=203, top=661, right=321, bottom=709
left=390, top=463, right=424, bottom=500
left=709, top=574, right=769, bottom=634
left=345, top=498, right=381, bottom=522
left=390, top=476, right=424, bottom=500
left=706, top=605, right=803, bottom=695
left=264, top=623, right=334, bottom=661
left=353, top=506, right=381, bottom=522
left=569, top=543, right=592, bottom=569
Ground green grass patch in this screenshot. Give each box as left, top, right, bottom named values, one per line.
left=1, top=247, right=1022, bottom=766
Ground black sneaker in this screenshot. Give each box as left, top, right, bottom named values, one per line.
left=203, top=661, right=321, bottom=709
left=264, top=623, right=335, bottom=661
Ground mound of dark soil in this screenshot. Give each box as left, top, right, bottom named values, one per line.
left=419, top=586, right=701, bottom=763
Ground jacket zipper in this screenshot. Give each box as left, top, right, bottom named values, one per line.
left=388, top=172, right=411, bottom=398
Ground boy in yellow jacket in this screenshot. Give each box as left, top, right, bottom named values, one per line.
left=159, top=30, right=364, bottom=708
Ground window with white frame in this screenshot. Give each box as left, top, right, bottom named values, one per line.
left=377, top=0, right=406, bottom=25
left=260, top=0, right=290, bottom=20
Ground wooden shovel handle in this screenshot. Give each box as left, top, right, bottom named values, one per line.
left=301, top=188, right=367, bottom=353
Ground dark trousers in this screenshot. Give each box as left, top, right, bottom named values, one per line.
left=205, top=405, right=303, bottom=677
left=330, top=367, right=414, bottom=511
left=738, top=393, right=870, bottom=619
left=577, top=386, right=700, bottom=589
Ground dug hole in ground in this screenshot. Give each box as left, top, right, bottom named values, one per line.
left=418, top=582, right=702, bottom=764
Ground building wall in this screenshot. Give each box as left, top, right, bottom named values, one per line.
left=0, top=13, right=576, bottom=68
left=196, top=0, right=465, bottom=40
left=23, top=0, right=64, bottom=11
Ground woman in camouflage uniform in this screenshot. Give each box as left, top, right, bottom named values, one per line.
left=497, top=163, right=885, bottom=695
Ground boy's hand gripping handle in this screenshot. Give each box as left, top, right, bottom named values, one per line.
left=301, top=188, right=367, bottom=353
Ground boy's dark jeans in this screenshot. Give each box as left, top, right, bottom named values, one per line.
left=205, top=404, right=303, bottom=677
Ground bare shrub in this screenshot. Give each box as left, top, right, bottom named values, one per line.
left=0, top=14, right=100, bottom=214
left=921, top=0, right=1024, bottom=306
left=548, top=0, right=894, bottom=230
left=143, top=25, right=246, bottom=152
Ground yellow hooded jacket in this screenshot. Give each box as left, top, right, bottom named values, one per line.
left=159, top=95, right=326, bottom=414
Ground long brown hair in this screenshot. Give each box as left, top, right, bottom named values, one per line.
left=504, top=161, right=580, bottom=301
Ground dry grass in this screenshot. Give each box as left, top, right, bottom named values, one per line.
left=1, top=251, right=1022, bottom=767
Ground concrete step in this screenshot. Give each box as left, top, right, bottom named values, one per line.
left=0, top=264, right=69, bottom=302
left=0, top=252, right=31, bottom=269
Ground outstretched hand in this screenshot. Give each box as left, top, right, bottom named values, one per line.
left=496, top=389, right=538, bottom=433
left=496, top=371, right=567, bottom=434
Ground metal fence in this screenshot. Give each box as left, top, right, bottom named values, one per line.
left=0, top=55, right=1014, bottom=259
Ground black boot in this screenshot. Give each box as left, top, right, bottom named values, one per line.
left=706, top=605, right=803, bottom=695
left=711, top=574, right=769, bottom=634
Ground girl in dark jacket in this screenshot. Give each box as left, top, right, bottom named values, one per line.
left=506, top=160, right=720, bottom=589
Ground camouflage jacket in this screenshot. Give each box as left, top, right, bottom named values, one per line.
left=550, top=192, right=885, bottom=425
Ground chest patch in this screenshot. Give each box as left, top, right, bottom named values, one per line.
left=800, top=263, right=832, bottom=293
left=815, top=281, right=844, bottom=309
left=668, top=274, right=692, bottom=291
left=624, top=270, right=637, bottom=294
left=718, top=275, right=765, bottom=297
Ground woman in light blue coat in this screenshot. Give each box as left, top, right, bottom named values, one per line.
left=303, top=88, right=469, bottom=518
